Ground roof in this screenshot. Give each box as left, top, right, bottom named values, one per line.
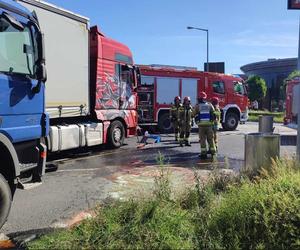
left=241, top=58, right=297, bottom=73
left=16, top=0, right=89, bottom=24
left=139, top=65, right=242, bottom=81
left=0, top=0, right=33, bottom=17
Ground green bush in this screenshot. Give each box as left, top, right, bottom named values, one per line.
left=28, top=159, right=300, bottom=250
left=246, top=76, right=267, bottom=102
left=248, top=111, right=284, bottom=123
left=197, top=159, right=300, bottom=249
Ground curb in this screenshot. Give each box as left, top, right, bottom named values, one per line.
left=0, top=211, right=96, bottom=249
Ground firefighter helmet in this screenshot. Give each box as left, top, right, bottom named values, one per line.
left=174, top=96, right=181, bottom=102
left=199, top=92, right=207, bottom=99
left=183, top=96, right=191, bottom=103
left=211, top=97, right=219, bottom=105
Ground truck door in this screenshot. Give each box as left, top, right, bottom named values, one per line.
left=119, top=64, right=137, bottom=110
left=0, top=11, right=45, bottom=142
left=232, top=81, right=247, bottom=109
left=210, top=78, right=226, bottom=107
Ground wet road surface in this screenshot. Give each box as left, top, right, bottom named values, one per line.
left=1, top=123, right=296, bottom=238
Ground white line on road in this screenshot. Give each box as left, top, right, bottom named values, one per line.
left=56, top=168, right=100, bottom=173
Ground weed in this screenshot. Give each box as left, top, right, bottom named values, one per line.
left=153, top=152, right=171, bottom=201
left=28, top=158, right=300, bottom=250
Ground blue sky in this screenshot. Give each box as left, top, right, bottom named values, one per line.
left=45, top=0, right=299, bottom=74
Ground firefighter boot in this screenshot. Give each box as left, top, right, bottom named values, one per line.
left=211, top=153, right=217, bottom=161
left=199, top=154, right=208, bottom=160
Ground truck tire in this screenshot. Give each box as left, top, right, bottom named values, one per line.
left=158, top=113, right=173, bottom=133
left=108, top=121, right=125, bottom=149
left=222, top=112, right=239, bottom=131
left=0, top=174, right=12, bottom=229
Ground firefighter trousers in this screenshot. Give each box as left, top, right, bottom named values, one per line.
left=213, top=128, right=218, bottom=150
left=180, top=123, right=191, bottom=144
left=198, top=125, right=216, bottom=156
left=172, top=121, right=180, bottom=140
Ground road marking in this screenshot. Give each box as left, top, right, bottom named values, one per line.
left=56, top=168, right=100, bottom=173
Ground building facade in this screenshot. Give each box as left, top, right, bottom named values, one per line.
left=241, top=58, right=297, bottom=110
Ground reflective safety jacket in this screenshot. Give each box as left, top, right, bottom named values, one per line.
left=170, top=103, right=182, bottom=122
left=194, top=101, right=215, bottom=126
left=213, top=106, right=221, bottom=125
left=178, top=104, right=193, bottom=125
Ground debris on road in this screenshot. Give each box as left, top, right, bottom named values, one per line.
left=0, top=233, right=15, bottom=249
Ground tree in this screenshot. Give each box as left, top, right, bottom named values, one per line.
left=285, top=70, right=300, bottom=82
left=246, top=75, right=267, bottom=103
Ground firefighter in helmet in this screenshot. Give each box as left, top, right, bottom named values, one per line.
left=211, top=97, right=221, bottom=151
left=194, top=92, right=216, bottom=159
left=170, top=96, right=182, bottom=141
left=178, top=96, right=193, bottom=147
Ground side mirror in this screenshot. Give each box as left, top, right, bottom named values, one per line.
left=36, top=63, right=47, bottom=82
left=37, top=32, right=46, bottom=64
left=133, top=66, right=141, bottom=89
left=32, top=64, right=46, bottom=93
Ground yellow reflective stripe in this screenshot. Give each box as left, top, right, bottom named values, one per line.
left=197, top=121, right=214, bottom=126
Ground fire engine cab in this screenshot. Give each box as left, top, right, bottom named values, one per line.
left=137, top=65, right=249, bottom=132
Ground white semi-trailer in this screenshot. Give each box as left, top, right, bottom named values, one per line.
left=16, top=0, right=139, bottom=152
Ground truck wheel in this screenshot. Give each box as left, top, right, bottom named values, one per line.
left=222, top=112, right=239, bottom=131
left=0, top=174, right=12, bottom=229
left=158, top=113, right=173, bottom=133
left=108, top=121, right=125, bottom=148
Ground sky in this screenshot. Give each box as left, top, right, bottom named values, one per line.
left=43, top=0, right=300, bottom=74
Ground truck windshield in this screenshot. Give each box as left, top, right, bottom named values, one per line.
left=0, top=17, right=36, bottom=77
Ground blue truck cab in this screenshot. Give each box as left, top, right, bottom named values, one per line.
left=0, top=0, right=48, bottom=228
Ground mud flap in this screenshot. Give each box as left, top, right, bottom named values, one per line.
left=32, top=142, right=47, bottom=182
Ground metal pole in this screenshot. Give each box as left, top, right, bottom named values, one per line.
left=207, top=30, right=209, bottom=72
left=297, top=17, right=300, bottom=161
left=187, top=27, right=209, bottom=72
left=298, top=17, right=300, bottom=71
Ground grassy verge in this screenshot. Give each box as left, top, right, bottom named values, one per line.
left=248, top=110, right=284, bottom=123
left=28, top=159, right=300, bottom=249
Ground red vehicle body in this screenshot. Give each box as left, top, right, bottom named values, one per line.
left=13, top=1, right=139, bottom=155
left=284, top=77, right=300, bottom=125
left=90, top=26, right=138, bottom=143
left=137, top=65, right=248, bottom=132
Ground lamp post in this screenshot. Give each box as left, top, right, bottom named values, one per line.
left=187, top=26, right=209, bottom=72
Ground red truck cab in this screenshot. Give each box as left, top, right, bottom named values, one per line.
left=89, top=26, right=139, bottom=146
left=138, top=65, right=248, bottom=132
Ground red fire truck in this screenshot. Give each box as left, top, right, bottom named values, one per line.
left=284, top=77, right=300, bottom=125
left=137, top=65, right=249, bottom=132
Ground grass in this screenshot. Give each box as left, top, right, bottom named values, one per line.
left=28, top=158, right=300, bottom=250
left=248, top=110, right=284, bottom=123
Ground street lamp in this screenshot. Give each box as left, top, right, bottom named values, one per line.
left=187, top=26, right=209, bottom=72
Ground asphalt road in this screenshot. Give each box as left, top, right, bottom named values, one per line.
left=1, top=122, right=296, bottom=237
